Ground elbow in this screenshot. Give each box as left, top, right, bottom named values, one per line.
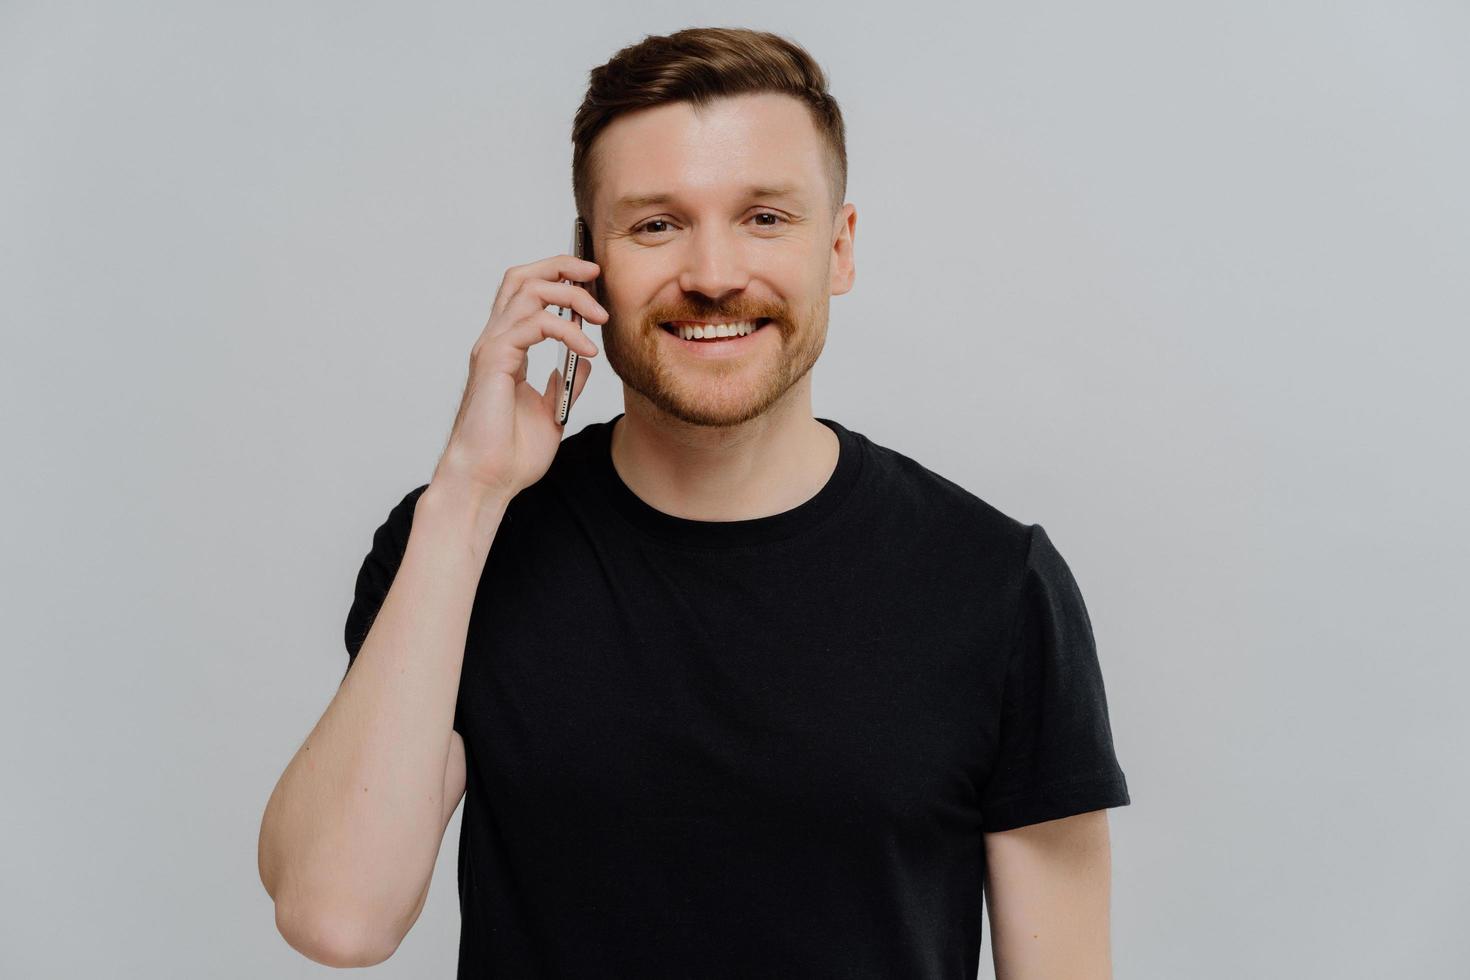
left=273, top=900, right=403, bottom=969
left=258, top=801, right=408, bottom=966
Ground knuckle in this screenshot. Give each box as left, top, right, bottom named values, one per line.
left=500, top=268, right=529, bottom=296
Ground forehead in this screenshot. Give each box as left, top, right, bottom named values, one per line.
left=594, top=92, right=825, bottom=215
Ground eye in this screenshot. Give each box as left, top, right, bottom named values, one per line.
left=632, top=212, right=788, bottom=235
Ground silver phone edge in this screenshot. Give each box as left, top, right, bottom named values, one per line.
left=556, top=348, right=579, bottom=425
left=556, top=216, right=588, bottom=426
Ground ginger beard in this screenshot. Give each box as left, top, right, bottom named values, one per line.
left=597, top=294, right=830, bottom=429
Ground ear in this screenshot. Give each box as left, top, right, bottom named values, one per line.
left=829, top=202, right=856, bottom=297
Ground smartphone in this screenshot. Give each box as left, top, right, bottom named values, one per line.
left=553, top=216, right=594, bottom=426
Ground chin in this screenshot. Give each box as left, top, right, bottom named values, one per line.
left=651, top=393, right=784, bottom=429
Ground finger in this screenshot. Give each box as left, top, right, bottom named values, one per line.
left=539, top=353, right=593, bottom=420
left=493, top=255, right=602, bottom=318
left=527, top=280, right=609, bottom=328
left=569, top=348, right=593, bottom=409
left=476, top=312, right=598, bottom=384
left=499, top=310, right=600, bottom=358
left=542, top=365, right=562, bottom=414
left=485, top=280, right=607, bottom=347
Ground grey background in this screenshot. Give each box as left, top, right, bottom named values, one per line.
left=3, top=1, right=1466, bottom=977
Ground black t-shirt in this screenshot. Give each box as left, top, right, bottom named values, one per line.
left=344, top=413, right=1130, bottom=978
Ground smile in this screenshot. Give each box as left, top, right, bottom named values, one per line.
left=659, top=318, right=772, bottom=342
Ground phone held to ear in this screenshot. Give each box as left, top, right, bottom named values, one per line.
left=554, top=216, right=594, bottom=427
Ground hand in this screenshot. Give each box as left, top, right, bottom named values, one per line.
left=432, top=253, right=607, bottom=503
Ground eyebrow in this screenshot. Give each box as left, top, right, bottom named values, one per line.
left=612, top=183, right=804, bottom=215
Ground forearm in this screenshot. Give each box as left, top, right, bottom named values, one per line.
left=258, top=480, right=507, bottom=960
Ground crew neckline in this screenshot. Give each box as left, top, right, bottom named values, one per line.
left=587, top=412, right=865, bottom=549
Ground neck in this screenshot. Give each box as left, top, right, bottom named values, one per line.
left=609, top=384, right=840, bottom=523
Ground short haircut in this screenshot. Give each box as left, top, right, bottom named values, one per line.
left=572, top=27, right=848, bottom=235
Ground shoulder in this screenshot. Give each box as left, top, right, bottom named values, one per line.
left=845, top=424, right=1034, bottom=560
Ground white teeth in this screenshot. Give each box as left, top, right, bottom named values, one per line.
left=674, top=320, right=760, bottom=341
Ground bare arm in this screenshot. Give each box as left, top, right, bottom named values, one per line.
left=255, top=250, right=603, bottom=967
left=984, top=809, right=1117, bottom=980
left=257, top=481, right=502, bottom=967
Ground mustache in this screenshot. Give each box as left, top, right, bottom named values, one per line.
left=645, top=309, right=781, bottom=324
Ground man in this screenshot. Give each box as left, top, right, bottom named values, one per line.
left=258, top=26, right=1130, bottom=979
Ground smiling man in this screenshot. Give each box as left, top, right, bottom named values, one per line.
left=259, top=26, right=1131, bottom=980
left=589, top=86, right=850, bottom=522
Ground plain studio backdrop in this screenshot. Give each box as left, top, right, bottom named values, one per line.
left=3, top=1, right=1466, bottom=977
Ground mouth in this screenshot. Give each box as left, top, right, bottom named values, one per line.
left=658, top=318, right=773, bottom=342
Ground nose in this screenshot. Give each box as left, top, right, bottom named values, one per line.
left=676, top=223, right=750, bottom=300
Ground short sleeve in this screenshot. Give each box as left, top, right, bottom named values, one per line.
left=979, top=523, right=1131, bottom=832
left=343, top=483, right=431, bottom=678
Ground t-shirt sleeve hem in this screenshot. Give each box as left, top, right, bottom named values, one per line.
left=981, top=768, right=1131, bottom=833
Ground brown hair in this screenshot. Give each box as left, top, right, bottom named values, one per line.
left=571, top=27, right=847, bottom=237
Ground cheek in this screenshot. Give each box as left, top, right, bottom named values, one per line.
left=599, top=275, right=647, bottom=318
